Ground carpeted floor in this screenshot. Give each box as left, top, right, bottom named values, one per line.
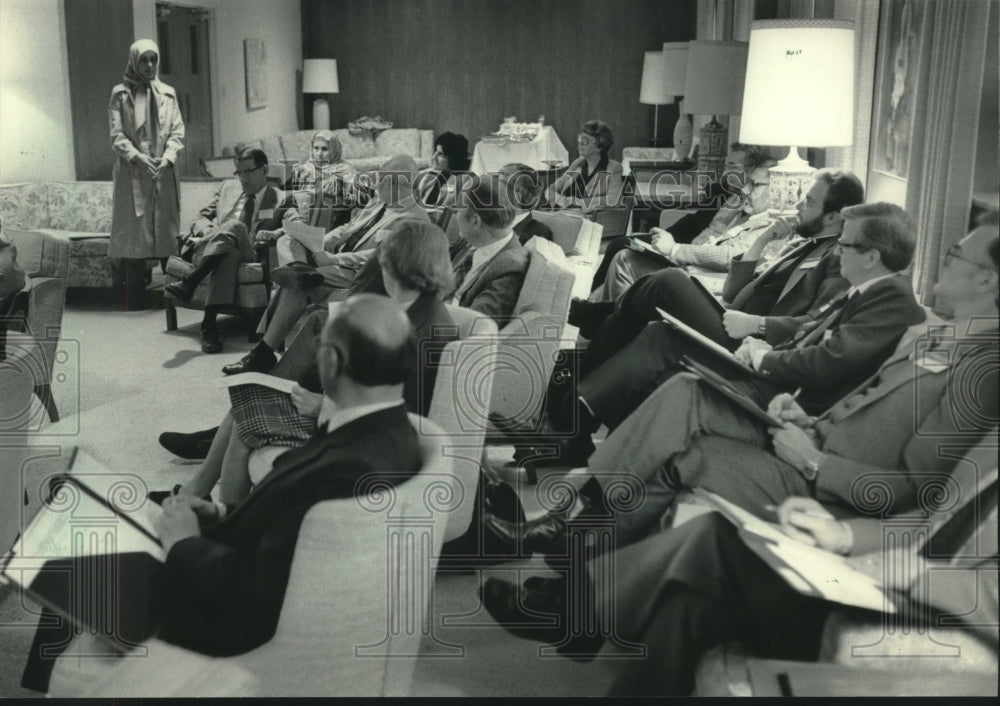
left=0, top=283, right=623, bottom=697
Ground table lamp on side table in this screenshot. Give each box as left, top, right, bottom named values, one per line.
left=683, top=40, right=749, bottom=183
left=739, top=19, right=855, bottom=210
left=662, top=42, right=691, bottom=160
left=303, top=59, right=339, bottom=131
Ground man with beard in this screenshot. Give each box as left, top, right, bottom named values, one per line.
left=521, top=170, right=864, bottom=466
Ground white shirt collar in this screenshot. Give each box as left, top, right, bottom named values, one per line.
left=470, top=232, right=514, bottom=272
left=847, top=272, right=897, bottom=298
left=317, top=398, right=405, bottom=433
left=511, top=211, right=531, bottom=227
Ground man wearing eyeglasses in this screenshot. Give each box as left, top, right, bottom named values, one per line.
left=166, top=147, right=300, bottom=353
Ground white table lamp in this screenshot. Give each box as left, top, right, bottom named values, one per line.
left=640, top=50, right=671, bottom=143
left=303, top=59, right=339, bottom=130
left=683, top=40, right=749, bottom=180
left=739, top=19, right=854, bottom=208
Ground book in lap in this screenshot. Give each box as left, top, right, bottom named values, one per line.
left=225, top=375, right=316, bottom=448
left=693, top=488, right=896, bottom=614
left=1, top=448, right=167, bottom=648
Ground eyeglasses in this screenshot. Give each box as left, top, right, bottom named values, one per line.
left=233, top=165, right=264, bottom=177
left=577, top=135, right=597, bottom=146
left=835, top=240, right=868, bottom=254
left=944, top=243, right=998, bottom=270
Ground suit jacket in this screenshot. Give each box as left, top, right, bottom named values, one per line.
left=403, top=293, right=459, bottom=416
left=724, top=235, right=848, bottom=343
left=447, top=236, right=529, bottom=324
left=158, top=404, right=420, bottom=656
left=810, top=323, right=1000, bottom=510
left=513, top=214, right=554, bottom=246
left=190, top=180, right=297, bottom=240
left=752, top=275, right=927, bottom=413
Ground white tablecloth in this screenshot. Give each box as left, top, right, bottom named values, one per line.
left=470, top=125, right=569, bottom=174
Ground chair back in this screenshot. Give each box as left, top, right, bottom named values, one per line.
left=589, top=173, right=636, bottom=240
left=429, top=309, right=499, bottom=539
left=243, top=419, right=455, bottom=696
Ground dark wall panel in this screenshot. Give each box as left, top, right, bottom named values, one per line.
left=64, top=0, right=134, bottom=181
left=302, top=0, right=696, bottom=161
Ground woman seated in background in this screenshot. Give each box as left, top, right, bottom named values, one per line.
left=150, top=219, right=458, bottom=506
left=416, top=131, right=472, bottom=207
left=546, top=120, right=624, bottom=216
left=287, top=130, right=359, bottom=225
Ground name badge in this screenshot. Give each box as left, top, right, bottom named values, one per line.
left=823, top=330, right=834, bottom=342
left=258, top=209, right=274, bottom=219
left=797, top=258, right=821, bottom=270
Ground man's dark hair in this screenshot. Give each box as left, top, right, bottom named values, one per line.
left=328, top=296, right=416, bottom=386
left=841, top=202, right=916, bottom=272
left=500, top=163, right=543, bottom=210
left=234, top=147, right=269, bottom=168
left=464, top=178, right=515, bottom=230
left=814, top=169, right=865, bottom=215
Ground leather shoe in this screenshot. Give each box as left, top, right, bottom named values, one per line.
left=567, top=298, right=614, bottom=340
left=148, top=484, right=213, bottom=506
left=480, top=577, right=604, bottom=660
left=221, top=346, right=277, bottom=376
left=483, top=511, right=569, bottom=557
left=165, top=280, right=194, bottom=304
left=201, top=326, right=223, bottom=354
left=514, top=435, right=595, bottom=469
left=158, top=427, right=218, bottom=460
left=271, top=263, right=325, bottom=291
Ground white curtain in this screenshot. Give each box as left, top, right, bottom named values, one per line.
left=905, top=0, right=991, bottom=305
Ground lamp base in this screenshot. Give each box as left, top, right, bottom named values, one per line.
left=312, top=97, right=330, bottom=130
left=767, top=147, right=815, bottom=211
left=672, top=113, right=693, bottom=161
left=696, top=116, right=728, bottom=183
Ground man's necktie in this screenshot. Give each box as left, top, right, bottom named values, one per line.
left=241, top=193, right=256, bottom=233
left=335, top=203, right=387, bottom=254
left=451, top=248, right=475, bottom=298
left=924, top=478, right=998, bottom=559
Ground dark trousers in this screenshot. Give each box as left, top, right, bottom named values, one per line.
left=603, top=514, right=830, bottom=696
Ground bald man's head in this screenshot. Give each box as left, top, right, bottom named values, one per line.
left=320, top=295, right=417, bottom=387
left=376, top=154, right=419, bottom=202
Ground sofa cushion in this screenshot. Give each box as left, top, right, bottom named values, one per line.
left=0, top=183, right=50, bottom=230
left=335, top=129, right=379, bottom=160
left=46, top=182, right=113, bottom=232
left=374, top=129, right=421, bottom=161
left=4, top=229, right=70, bottom=280
left=514, top=237, right=573, bottom=318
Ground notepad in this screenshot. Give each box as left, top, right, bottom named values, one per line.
left=656, top=307, right=761, bottom=378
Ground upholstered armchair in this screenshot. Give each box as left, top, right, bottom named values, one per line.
left=5, top=228, right=69, bottom=421
left=48, top=421, right=457, bottom=697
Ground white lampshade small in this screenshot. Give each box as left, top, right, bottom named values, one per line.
left=640, top=51, right=670, bottom=105
left=302, top=59, right=339, bottom=94
left=739, top=20, right=854, bottom=148
left=302, top=59, right=339, bottom=131
left=683, top=40, right=749, bottom=117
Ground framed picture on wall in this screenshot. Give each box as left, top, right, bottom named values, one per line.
left=868, top=0, right=924, bottom=202
left=244, top=38, right=267, bottom=110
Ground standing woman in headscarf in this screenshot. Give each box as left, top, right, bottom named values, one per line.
left=109, top=39, right=185, bottom=310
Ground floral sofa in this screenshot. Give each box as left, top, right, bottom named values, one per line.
left=200, top=128, right=435, bottom=181
left=0, top=180, right=223, bottom=289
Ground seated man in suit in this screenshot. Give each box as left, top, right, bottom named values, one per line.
left=222, top=154, right=430, bottom=375
left=165, top=147, right=301, bottom=354
left=442, top=177, right=530, bottom=324
left=21, top=294, right=424, bottom=693
left=499, top=163, right=554, bottom=245
left=482, top=433, right=999, bottom=694
left=588, top=146, right=781, bottom=302
left=491, top=217, right=998, bottom=554
left=0, top=236, right=30, bottom=360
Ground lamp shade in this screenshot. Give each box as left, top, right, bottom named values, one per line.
left=739, top=19, right=854, bottom=147
left=640, top=51, right=670, bottom=105
left=683, top=40, right=749, bottom=117
left=661, top=42, right=689, bottom=96
left=302, top=59, right=339, bottom=94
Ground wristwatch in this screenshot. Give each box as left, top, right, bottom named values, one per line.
left=801, top=455, right=824, bottom=481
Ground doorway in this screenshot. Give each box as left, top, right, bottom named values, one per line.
left=155, top=2, right=213, bottom=178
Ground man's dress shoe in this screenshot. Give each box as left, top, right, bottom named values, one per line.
left=221, top=346, right=277, bottom=376
left=201, top=327, right=223, bottom=354
left=165, top=280, right=194, bottom=304
left=567, top=298, right=614, bottom=340
left=271, top=264, right=325, bottom=291
left=513, top=435, right=596, bottom=469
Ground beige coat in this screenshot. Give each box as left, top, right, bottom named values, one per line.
left=108, top=82, right=185, bottom=259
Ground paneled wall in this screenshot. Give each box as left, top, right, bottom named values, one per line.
left=301, top=0, right=696, bottom=161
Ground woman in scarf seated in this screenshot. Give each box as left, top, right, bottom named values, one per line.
left=545, top=119, right=624, bottom=216
left=287, top=130, right=359, bottom=228
left=416, top=131, right=473, bottom=208
left=150, top=219, right=458, bottom=506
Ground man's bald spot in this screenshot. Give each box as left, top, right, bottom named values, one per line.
left=321, top=294, right=413, bottom=352
left=379, top=154, right=419, bottom=198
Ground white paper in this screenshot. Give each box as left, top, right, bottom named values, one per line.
left=217, top=372, right=298, bottom=394
left=284, top=220, right=327, bottom=254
